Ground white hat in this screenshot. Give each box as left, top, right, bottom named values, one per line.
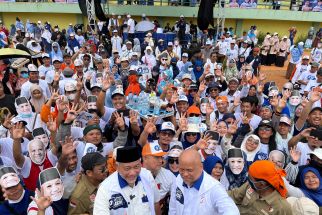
left=180, top=15, right=184, bottom=18
left=146, top=46, right=152, bottom=51
left=129, top=65, right=138, bottom=71
left=168, top=42, right=173, bottom=46
left=282, top=35, right=288, bottom=39
left=64, top=83, right=76, bottom=92
left=303, top=55, right=310, bottom=60
left=178, top=95, right=188, bottom=102
left=273, top=32, right=278, bottom=36
left=168, top=148, right=183, bottom=158
left=131, top=52, right=138, bottom=56
left=74, top=59, right=83, bottom=67
left=27, top=64, right=38, bottom=72
left=52, top=58, right=62, bottom=63
left=142, top=13, right=146, bottom=17
left=37, top=20, right=41, bottom=24
left=41, top=53, right=50, bottom=58
left=112, top=13, right=115, bottom=16
left=113, top=29, right=118, bottom=33
left=120, top=57, right=129, bottom=62
left=308, top=148, right=322, bottom=160
left=111, top=88, right=124, bottom=98
left=126, top=41, right=132, bottom=45
left=298, top=41, right=304, bottom=46
left=280, top=115, right=291, bottom=126
left=230, top=39, right=236, bottom=44
left=127, top=14, right=131, bottom=18
left=182, top=53, right=188, bottom=58
left=69, top=23, right=73, bottom=26
left=70, top=33, right=75, bottom=37
left=184, top=124, right=200, bottom=133
left=160, top=122, right=175, bottom=133
left=25, top=33, right=30, bottom=37
left=146, top=32, right=152, bottom=37
left=287, top=197, right=319, bottom=215
left=182, top=73, right=192, bottom=81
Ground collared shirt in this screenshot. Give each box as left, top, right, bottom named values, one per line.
left=182, top=172, right=204, bottom=214
left=68, top=175, right=98, bottom=215
left=118, top=173, right=152, bottom=215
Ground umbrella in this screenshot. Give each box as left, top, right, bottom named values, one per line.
left=0, top=48, right=30, bottom=60
left=135, top=21, right=155, bottom=32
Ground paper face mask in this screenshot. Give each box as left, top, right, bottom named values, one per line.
left=200, top=103, right=207, bottom=114
left=228, top=157, right=245, bottom=175
left=87, top=102, right=97, bottom=110
left=28, top=140, right=46, bottom=165
left=204, top=139, right=218, bottom=155
left=42, top=178, right=64, bottom=202
left=17, top=103, right=32, bottom=118
left=289, top=96, right=301, bottom=106
left=34, top=134, right=49, bottom=149
left=0, top=172, right=20, bottom=189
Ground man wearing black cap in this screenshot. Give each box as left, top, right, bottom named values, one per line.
left=68, top=152, right=107, bottom=214
left=94, top=146, right=161, bottom=214
left=0, top=166, right=33, bottom=215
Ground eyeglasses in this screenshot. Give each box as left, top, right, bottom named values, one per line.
left=161, top=58, right=167, bottom=61
left=206, top=77, right=214, bottom=81
left=259, top=127, right=272, bottom=132
left=186, top=132, right=197, bottom=136
left=189, top=114, right=200, bottom=117
left=168, top=158, right=179, bottom=164
left=283, top=88, right=291, bottom=91
left=210, top=88, right=218, bottom=92
left=160, top=131, right=174, bottom=137
left=189, top=89, right=198, bottom=92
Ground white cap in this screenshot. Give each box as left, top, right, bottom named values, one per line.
left=69, top=23, right=73, bottom=26
left=303, top=55, right=310, bottom=60
left=113, top=29, right=118, bottom=33
left=182, top=53, right=188, bottom=57
left=146, top=32, right=152, bottom=37
left=168, top=148, right=183, bottom=158
left=27, top=64, right=38, bottom=72
left=273, top=32, right=278, bottom=35
left=111, top=88, right=124, bottom=97
left=120, top=57, right=129, bottom=62
left=182, top=73, right=192, bottom=80
left=298, top=41, right=304, bottom=46
left=37, top=20, right=41, bottom=24
left=308, top=148, right=322, bottom=160
left=74, top=59, right=83, bottom=67
left=70, top=33, right=75, bottom=37
left=279, top=115, right=291, bottom=126
left=184, top=124, right=200, bottom=133
left=126, top=40, right=132, bottom=45
left=64, top=82, right=76, bottom=92
left=146, top=46, right=152, bottom=51
left=127, top=14, right=131, bottom=18
left=178, top=95, right=188, bottom=102
left=41, top=53, right=50, bottom=58
left=160, top=122, right=175, bottom=133
left=129, top=65, right=138, bottom=71
left=52, top=57, right=62, bottom=63
left=180, top=15, right=184, bottom=18
left=230, top=39, right=236, bottom=44
left=142, top=13, right=146, bottom=17
left=25, top=33, right=30, bottom=37
left=282, top=35, right=288, bottom=39
left=112, top=13, right=115, bottom=16
left=168, top=42, right=173, bottom=46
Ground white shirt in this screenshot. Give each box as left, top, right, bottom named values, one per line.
left=298, top=71, right=317, bottom=93
left=75, top=34, right=85, bottom=46
left=291, top=64, right=311, bottom=84
left=127, top=18, right=135, bottom=34
left=234, top=113, right=262, bottom=130
left=296, top=142, right=312, bottom=166
left=155, top=167, right=176, bottom=199
left=20, top=80, right=51, bottom=99
left=217, top=41, right=228, bottom=55
left=38, top=65, right=54, bottom=78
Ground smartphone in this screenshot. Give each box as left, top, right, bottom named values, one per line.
left=117, top=109, right=130, bottom=117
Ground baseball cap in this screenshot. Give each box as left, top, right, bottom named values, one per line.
left=160, top=122, right=175, bottom=134
left=230, top=40, right=236, bottom=44
left=120, top=57, right=129, bottom=62
left=222, top=113, right=236, bottom=121
left=127, top=14, right=131, bottom=18
left=178, top=95, right=188, bottom=102
left=81, top=152, right=107, bottom=171
left=41, top=53, right=50, bottom=59
left=146, top=46, right=152, bottom=51
left=168, top=42, right=173, bottom=46
left=188, top=84, right=198, bottom=91
left=308, top=148, right=322, bottom=160
left=185, top=124, right=200, bottom=133
left=228, top=77, right=239, bottom=83
left=142, top=142, right=166, bottom=157
left=74, top=59, right=83, bottom=67
left=182, top=73, right=192, bottom=81
left=182, top=53, right=188, bottom=58
left=309, top=107, right=322, bottom=114
left=279, top=115, right=291, bottom=126
left=311, top=62, right=319, bottom=68
left=126, top=41, right=132, bottom=45
left=111, top=88, right=124, bottom=98
left=187, top=105, right=201, bottom=115
left=28, top=64, right=38, bottom=72
left=83, top=124, right=102, bottom=136
left=303, top=55, right=310, bottom=60
left=11, top=117, right=27, bottom=126
left=63, top=67, right=74, bottom=77
left=258, top=120, right=273, bottom=128
left=206, top=82, right=221, bottom=93
left=215, top=95, right=228, bottom=104
left=52, top=58, right=62, bottom=63
left=70, top=33, right=75, bottom=37
left=180, top=15, right=184, bottom=18
left=113, top=29, right=118, bottom=33
left=90, top=83, right=102, bottom=90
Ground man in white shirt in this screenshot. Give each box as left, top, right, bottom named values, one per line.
left=304, top=68, right=322, bottom=107
left=111, top=29, right=123, bottom=56
left=94, top=146, right=161, bottom=214
left=297, top=62, right=319, bottom=94
left=216, top=36, right=228, bottom=63
left=169, top=149, right=239, bottom=215
left=291, top=55, right=311, bottom=84
left=20, top=64, right=51, bottom=100
left=142, top=142, right=175, bottom=200
left=38, top=53, right=53, bottom=80
left=75, top=29, right=85, bottom=46
left=45, top=58, right=62, bottom=85
left=177, top=52, right=189, bottom=72
left=226, top=40, right=238, bottom=62
left=127, top=14, right=135, bottom=41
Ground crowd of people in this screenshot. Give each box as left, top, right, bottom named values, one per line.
left=0, top=12, right=321, bottom=215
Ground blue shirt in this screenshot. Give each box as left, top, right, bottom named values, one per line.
left=0, top=189, right=32, bottom=215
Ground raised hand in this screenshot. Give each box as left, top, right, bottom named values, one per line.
left=257, top=83, right=264, bottom=94
left=143, top=117, right=157, bottom=134
left=46, top=115, right=56, bottom=133
left=300, top=127, right=315, bottom=138
left=227, top=120, right=239, bottom=135
left=276, top=97, right=287, bottom=113
left=50, top=89, right=59, bottom=102
left=258, top=72, right=266, bottom=82
left=56, top=96, right=69, bottom=113
left=12, top=122, right=25, bottom=140
left=53, top=71, right=61, bottom=82
left=269, top=95, right=279, bottom=108
left=310, top=89, right=321, bottom=103
left=2, top=113, right=14, bottom=129
left=195, top=133, right=212, bottom=150
left=170, top=92, right=179, bottom=105
left=178, top=113, right=188, bottom=131
left=31, top=188, right=52, bottom=211
left=199, top=80, right=207, bottom=92
left=61, top=136, right=76, bottom=157
left=114, top=111, right=125, bottom=130
left=233, top=96, right=241, bottom=107
left=215, top=68, right=222, bottom=77
left=129, top=110, right=139, bottom=126
left=65, top=103, right=82, bottom=124
left=76, top=78, right=84, bottom=91
left=289, top=146, right=301, bottom=163
left=206, top=103, right=214, bottom=115
left=241, top=112, right=250, bottom=125
left=282, top=88, right=291, bottom=100
left=301, top=97, right=309, bottom=108
left=102, top=75, right=112, bottom=91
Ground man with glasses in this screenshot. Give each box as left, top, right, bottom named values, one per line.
left=228, top=160, right=292, bottom=215
left=68, top=152, right=108, bottom=214
left=206, top=81, right=222, bottom=109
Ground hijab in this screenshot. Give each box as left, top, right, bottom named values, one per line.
left=29, top=84, right=47, bottom=113
left=225, top=151, right=248, bottom=190
left=203, top=156, right=224, bottom=175
left=240, top=134, right=261, bottom=162
left=300, top=167, right=322, bottom=206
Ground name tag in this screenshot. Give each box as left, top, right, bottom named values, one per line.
left=109, top=193, right=128, bottom=210
left=176, top=187, right=184, bottom=204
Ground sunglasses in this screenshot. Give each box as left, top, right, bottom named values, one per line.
left=210, top=88, right=218, bottom=92
left=189, top=114, right=200, bottom=117
left=189, top=89, right=198, bottom=92
left=186, top=132, right=197, bottom=136
left=168, top=158, right=179, bottom=164
left=259, top=127, right=272, bottom=132
left=161, top=58, right=167, bottom=61
left=160, top=131, right=174, bottom=137
left=283, top=88, right=291, bottom=91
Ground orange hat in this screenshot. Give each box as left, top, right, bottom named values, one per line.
left=187, top=105, right=201, bottom=115
left=142, top=142, right=167, bottom=157
left=249, top=160, right=287, bottom=198
left=215, top=96, right=228, bottom=104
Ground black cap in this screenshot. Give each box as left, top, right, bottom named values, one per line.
left=32, top=127, right=46, bottom=137
left=228, top=148, right=243, bottom=159
left=147, top=78, right=156, bottom=86
left=15, top=97, right=28, bottom=106
left=81, top=152, right=106, bottom=171
left=258, top=120, right=274, bottom=128
left=116, top=146, right=141, bottom=163
left=204, top=131, right=220, bottom=142
left=0, top=166, right=17, bottom=178
left=188, top=84, right=198, bottom=91
left=222, top=113, right=236, bottom=121
left=317, top=67, right=322, bottom=76
left=206, top=82, right=221, bottom=94
left=39, top=167, right=60, bottom=185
